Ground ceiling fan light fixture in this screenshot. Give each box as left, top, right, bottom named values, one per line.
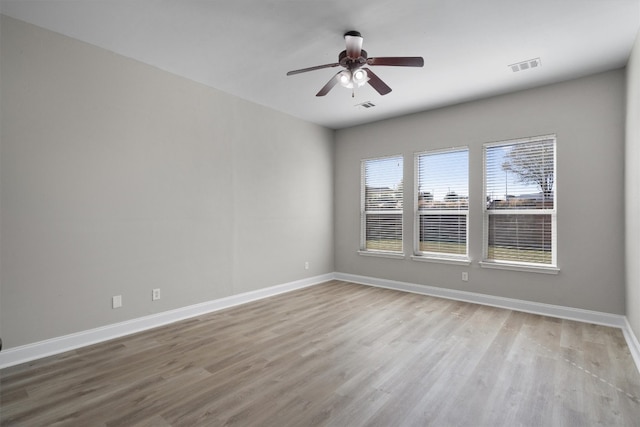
left=338, top=70, right=352, bottom=87
left=352, top=69, right=368, bottom=86
left=338, top=69, right=367, bottom=89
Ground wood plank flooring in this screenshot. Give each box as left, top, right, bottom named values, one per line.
left=1, top=280, right=639, bottom=426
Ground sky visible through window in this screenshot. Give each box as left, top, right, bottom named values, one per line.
left=486, top=145, right=549, bottom=201
left=365, top=157, right=403, bottom=189
left=419, top=149, right=468, bottom=201
left=366, top=147, right=544, bottom=201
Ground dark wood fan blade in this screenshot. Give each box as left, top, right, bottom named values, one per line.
left=366, top=57, right=424, bottom=67
left=363, top=68, right=392, bottom=95
left=316, top=72, right=342, bottom=96
left=286, top=63, right=340, bottom=76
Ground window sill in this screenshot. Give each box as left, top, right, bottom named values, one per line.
left=479, top=261, right=560, bottom=275
left=358, top=250, right=405, bottom=260
left=411, top=255, right=471, bottom=266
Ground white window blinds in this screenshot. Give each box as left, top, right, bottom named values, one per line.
left=361, top=156, right=403, bottom=253
left=415, top=148, right=469, bottom=258
left=484, top=135, right=556, bottom=266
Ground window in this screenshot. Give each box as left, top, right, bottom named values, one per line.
left=483, top=135, right=557, bottom=271
left=414, top=148, right=469, bottom=261
left=360, top=155, right=404, bottom=256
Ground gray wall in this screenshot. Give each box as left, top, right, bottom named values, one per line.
left=335, top=70, right=626, bottom=314
left=626, top=30, right=640, bottom=342
left=0, top=16, right=335, bottom=348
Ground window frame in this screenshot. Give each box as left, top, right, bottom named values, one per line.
left=481, top=134, right=559, bottom=274
left=413, top=146, right=470, bottom=265
left=359, top=154, right=405, bottom=259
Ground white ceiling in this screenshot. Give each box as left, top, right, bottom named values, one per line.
left=1, top=0, right=639, bottom=129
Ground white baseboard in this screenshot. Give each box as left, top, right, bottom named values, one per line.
left=0, top=273, right=333, bottom=369
left=334, top=273, right=627, bottom=327
left=622, top=318, right=640, bottom=374
left=3, top=271, right=639, bottom=375
left=334, top=272, right=640, bottom=373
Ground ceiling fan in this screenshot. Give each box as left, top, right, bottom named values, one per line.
left=286, top=31, right=424, bottom=97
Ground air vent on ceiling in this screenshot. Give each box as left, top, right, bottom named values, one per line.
left=509, top=57, right=541, bottom=72
left=355, top=101, right=376, bottom=109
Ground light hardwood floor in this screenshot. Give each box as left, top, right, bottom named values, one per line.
left=1, top=280, right=639, bottom=426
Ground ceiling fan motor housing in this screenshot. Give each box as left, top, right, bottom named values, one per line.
left=339, top=50, right=367, bottom=70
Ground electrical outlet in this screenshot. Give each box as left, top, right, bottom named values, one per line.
left=304, top=261, right=309, bottom=270
left=152, top=288, right=161, bottom=301
left=112, top=295, right=122, bottom=309
left=462, top=272, right=469, bottom=282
